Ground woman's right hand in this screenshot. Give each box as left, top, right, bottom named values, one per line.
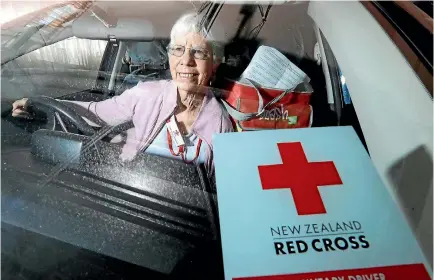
left=11, top=98, right=30, bottom=118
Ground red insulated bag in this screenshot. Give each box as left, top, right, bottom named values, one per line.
left=218, top=78, right=313, bottom=131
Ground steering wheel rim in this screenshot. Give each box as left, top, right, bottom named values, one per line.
left=27, top=96, right=96, bottom=136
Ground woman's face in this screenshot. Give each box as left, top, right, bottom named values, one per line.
left=169, top=32, right=214, bottom=93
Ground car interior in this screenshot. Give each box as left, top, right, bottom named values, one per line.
left=1, top=2, right=367, bottom=279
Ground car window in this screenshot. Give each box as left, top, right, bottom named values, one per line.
left=0, top=3, right=328, bottom=277
left=5, top=1, right=418, bottom=279
left=1, top=37, right=107, bottom=99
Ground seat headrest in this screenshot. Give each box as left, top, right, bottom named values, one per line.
left=126, top=41, right=168, bottom=65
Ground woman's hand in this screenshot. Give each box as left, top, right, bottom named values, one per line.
left=11, top=98, right=30, bottom=118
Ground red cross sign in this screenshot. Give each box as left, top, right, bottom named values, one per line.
left=258, top=142, right=343, bottom=215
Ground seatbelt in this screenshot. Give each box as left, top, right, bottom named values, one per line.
left=248, top=4, right=272, bottom=39
left=199, top=2, right=224, bottom=34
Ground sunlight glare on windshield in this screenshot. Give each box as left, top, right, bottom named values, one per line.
left=0, top=1, right=59, bottom=24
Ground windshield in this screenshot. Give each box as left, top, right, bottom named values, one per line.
left=1, top=1, right=432, bottom=279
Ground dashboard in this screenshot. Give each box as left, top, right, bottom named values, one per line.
left=1, top=97, right=223, bottom=279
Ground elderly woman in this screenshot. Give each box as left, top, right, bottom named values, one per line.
left=11, top=12, right=234, bottom=177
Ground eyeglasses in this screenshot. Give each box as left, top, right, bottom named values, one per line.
left=167, top=45, right=210, bottom=60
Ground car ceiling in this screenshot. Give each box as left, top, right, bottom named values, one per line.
left=92, top=1, right=316, bottom=59
left=2, top=1, right=316, bottom=65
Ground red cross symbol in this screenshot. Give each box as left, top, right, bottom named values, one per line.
left=258, top=142, right=343, bottom=215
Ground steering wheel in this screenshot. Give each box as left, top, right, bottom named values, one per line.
left=27, top=96, right=96, bottom=136
left=27, top=97, right=135, bottom=138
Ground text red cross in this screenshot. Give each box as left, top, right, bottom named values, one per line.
left=258, top=142, right=343, bottom=215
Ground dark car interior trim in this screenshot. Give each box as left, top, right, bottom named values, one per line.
left=363, top=1, right=433, bottom=96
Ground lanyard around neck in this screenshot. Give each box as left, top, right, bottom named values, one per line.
left=166, top=118, right=202, bottom=164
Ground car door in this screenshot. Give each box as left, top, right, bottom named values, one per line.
left=308, top=1, right=433, bottom=267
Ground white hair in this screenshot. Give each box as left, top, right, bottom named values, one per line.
left=170, top=12, right=225, bottom=62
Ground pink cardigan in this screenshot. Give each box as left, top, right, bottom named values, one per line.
left=64, top=80, right=234, bottom=177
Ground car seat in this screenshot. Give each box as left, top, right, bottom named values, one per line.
left=116, top=41, right=171, bottom=94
